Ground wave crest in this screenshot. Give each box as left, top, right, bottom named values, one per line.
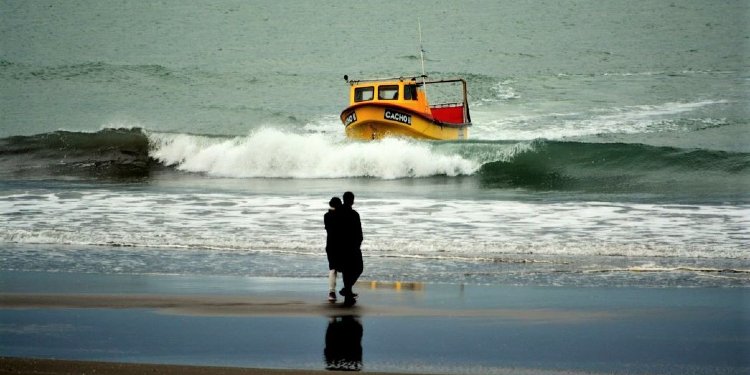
left=149, top=128, right=480, bottom=179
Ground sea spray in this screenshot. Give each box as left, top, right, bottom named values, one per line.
left=148, top=128, right=480, bottom=179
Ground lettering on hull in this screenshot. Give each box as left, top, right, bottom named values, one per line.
left=343, top=111, right=357, bottom=127
left=384, top=109, right=412, bottom=126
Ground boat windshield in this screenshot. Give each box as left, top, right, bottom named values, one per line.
left=404, top=84, right=418, bottom=100
left=378, top=85, right=399, bottom=100
left=354, top=87, right=374, bottom=102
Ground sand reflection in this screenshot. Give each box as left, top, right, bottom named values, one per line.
left=324, top=315, right=363, bottom=371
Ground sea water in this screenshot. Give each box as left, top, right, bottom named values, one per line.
left=1, top=0, right=748, bottom=287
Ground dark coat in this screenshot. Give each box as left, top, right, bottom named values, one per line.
left=324, top=209, right=343, bottom=270
left=339, top=205, right=363, bottom=272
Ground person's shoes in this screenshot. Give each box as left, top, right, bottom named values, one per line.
left=339, top=289, right=358, bottom=298
left=327, top=292, right=337, bottom=302
left=343, top=296, right=357, bottom=307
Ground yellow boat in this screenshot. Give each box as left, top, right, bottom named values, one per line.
left=340, top=76, right=471, bottom=141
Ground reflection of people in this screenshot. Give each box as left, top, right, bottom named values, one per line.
left=324, top=315, right=363, bottom=371
left=339, top=191, right=363, bottom=306
left=324, top=197, right=343, bottom=302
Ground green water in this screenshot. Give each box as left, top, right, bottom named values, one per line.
left=0, top=1, right=748, bottom=287
left=1, top=0, right=747, bottom=144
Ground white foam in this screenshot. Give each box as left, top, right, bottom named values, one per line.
left=588, top=100, right=728, bottom=126
left=99, top=119, right=147, bottom=131
left=149, top=128, right=479, bottom=179
left=474, top=80, right=520, bottom=106
left=470, top=100, right=729, bottom=141
left=1, top=191, right=748, bottom=264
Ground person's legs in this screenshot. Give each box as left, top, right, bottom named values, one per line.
left=341, top=272, right=353, bottom=296
left=341, top=258, right=363, bottom=297
left=328, top=269, right=337, bottom=301
left=328, top=269, right=337, bottom=292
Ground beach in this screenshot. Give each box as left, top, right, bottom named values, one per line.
left=1, top=271, right=748, bottom=374
left=3, top=357, right=419, bottom=375
left=1, top=1, right=749, bottom=374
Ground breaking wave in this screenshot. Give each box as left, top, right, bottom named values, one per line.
left=0, top=128, right=748, bottom=197
left=149, top=128, right=479, bottom=179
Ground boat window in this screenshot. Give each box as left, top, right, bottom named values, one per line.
left=404, top=84, right=418, bottom=100
left=378, top=85, right=399, bottom=100
left=354, top=87, right=374, bottom=102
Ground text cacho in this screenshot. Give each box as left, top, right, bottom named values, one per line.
left=384, top=109, right=412, bottom=126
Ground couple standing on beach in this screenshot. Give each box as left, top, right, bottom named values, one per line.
left=324, top=191, right=363, bottom=306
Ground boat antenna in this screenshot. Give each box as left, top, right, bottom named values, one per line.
left=418, top=18, right=427, bottom=79
left=418, top=19, right=429, bottom=109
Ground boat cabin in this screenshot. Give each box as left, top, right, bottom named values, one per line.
left=346, top=77, right=470, bottom=125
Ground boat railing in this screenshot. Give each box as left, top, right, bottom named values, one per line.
left=346, top=76, right=421, bottom=84
left=430, top=102, right=464, bottom=108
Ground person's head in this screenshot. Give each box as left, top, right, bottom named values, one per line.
left=343, top=191, right=355, bottom=207
left=329, top=197, right=342, bottom=210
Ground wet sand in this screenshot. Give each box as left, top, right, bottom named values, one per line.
left=0, top=272, right=747, bottom=375
left=0, top=293, right=614, bottom=321
left=0, top=357, right=430, bottom=375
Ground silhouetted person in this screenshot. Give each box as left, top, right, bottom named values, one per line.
left=324, top=315, right=363, bottom=371
left=324, top=197, right=343, bottom=302
left=339, top=191, right=363, bottom=306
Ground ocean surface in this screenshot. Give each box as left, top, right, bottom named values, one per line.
left=1, top=0, right=748, bottom=287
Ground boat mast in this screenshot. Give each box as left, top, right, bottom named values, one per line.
left=418, top=19, right=427, bottom=79
left=418, top=19, right=429, bottom=111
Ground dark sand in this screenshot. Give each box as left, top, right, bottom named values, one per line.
left=1, top=272, right=747, bottom=375
left=0, top=357, right=431, bottom=375
left=0, top=293, right=614, bottom=321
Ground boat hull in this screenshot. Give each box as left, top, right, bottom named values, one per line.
left=341, top=104, right=469, bottom=141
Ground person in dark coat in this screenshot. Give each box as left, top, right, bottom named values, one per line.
left=339, top=191, right=363, bottom=305
left=324, top=197, right=344, bottom=302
